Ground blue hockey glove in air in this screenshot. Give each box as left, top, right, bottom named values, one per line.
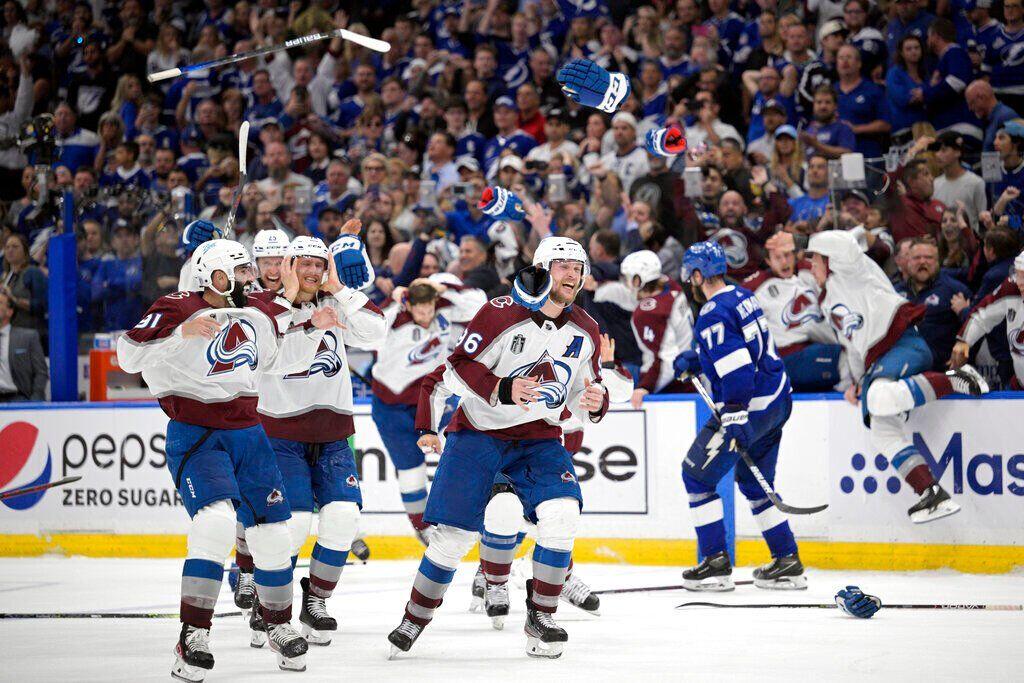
left=644, top=125, right=688, bottom=157
left=835, top=586, right=882, bottom=618
left=672, top=349, right=701, bottom=379
left=511, top=265, right=552, bottom=311
left=182, top=219, right=219, bottom=253
left=719, top=405, right=753, bottom=451
left=479, top=186, right=525, bottom=222
left=556, top=58, right=631, bottom=113
left=329, top=234, right=375, bottom=290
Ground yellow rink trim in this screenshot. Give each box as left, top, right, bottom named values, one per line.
left=1, top=534, right=1022, bottom=573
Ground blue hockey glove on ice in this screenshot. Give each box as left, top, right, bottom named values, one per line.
left=556, top=58, right=631, bottom=113
left=329, top=234, right=375, bottom=290
left=644, top=125, right=688, bottom=157
left=835, top=586, right=881, bottom=618
left=672, top=349, right=701, bottom=379
left=479, top=186, right=525, bottom=221
left=182, top=219, right=218, bottom=253
left=719, top=405, right=753, bottom=451
left=511, top=265, right=552, bottom=311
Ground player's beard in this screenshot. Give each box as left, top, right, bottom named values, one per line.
left=550, top=279, right=579, bottom=306
left=226, top=280, right=249, bottom=307
left=689, top=281, right=706, bottom=305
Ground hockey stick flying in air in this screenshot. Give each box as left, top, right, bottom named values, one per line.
left=147, top=28, right=391, bottom=83
left=689, top=377, right=827, bottom=515
left=220, top=120, right=249, bottom=240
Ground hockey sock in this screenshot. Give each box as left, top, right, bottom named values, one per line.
left=566, top=558, right=574, bottom=580
left=749, top=497, right=798, bottom=558
left=893, top=445, right=936, bottom=494
left=397, top=465, right=429, bottom=530
left=235, top=522, right=254, bottom=572
left=901, top=372, right=953, bottom=407
left=248, top=522, right=295, bottom=625
left=308, top=502, right=358, bottom=598
left=308, top=543, right=349, bottom=598
left=405, top=556, right=456, bottom=626
left=530, top=545, right=571, bottom=613
left=688, top=492, right=727, bottom=557
left=180, top=559, right=225, bottom=629
left=479, top=528, right=518, bottom=585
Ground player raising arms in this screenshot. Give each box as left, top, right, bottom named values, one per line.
left=674, top=242, right=804, bottom=591
left=116, top=240, right=340, bottom=679
left=388, top=237, right=609, bottom=660
left=805, top=230, right=989, bottom=523
left=370, top=278, right=486, bottom=543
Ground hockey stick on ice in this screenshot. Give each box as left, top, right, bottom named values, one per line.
left=689, top=377, right=827, bottom=515
left=219, top=120, right=249, bottom=240
left=0, top=610, right=243, bottom=620
left=147, top=29, right=391, bottom=83
left=676, top=601, right=1023, bottom=611
left=0, top=476, right=82, bottom=501
left=595, top=580, right=753, bottom=595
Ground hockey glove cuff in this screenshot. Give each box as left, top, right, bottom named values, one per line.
left=644, top=125, right=688, bottom=157
left=835, top=586, right=882, bottom=618
left=498, top=377, right=517, bottom=405
left=556, top=58, right=630, bottom=113
left=479, top=186, right=525, bottom=222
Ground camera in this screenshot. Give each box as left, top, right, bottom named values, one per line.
left=452, top=182, right=473, bottom=199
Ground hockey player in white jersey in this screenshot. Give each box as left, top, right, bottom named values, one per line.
left=620, top=250, right=694, bottom=409
left=231, top=237, right=385, bottom=648
left=952, top=249, right=1024, bottom=388
left=742, top=232, right=847, bottom=392
left=117, top=240, right=340, bottom=679
left=387, top=237, right=609, bottom=659
left=370, top=278, right=486, bottom=543
left=805, top=230, right=989, bottom=523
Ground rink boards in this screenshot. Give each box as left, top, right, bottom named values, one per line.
left=1, top=395, right=1022, bottom=572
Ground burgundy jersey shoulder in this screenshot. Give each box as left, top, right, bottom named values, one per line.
left=742, top=268, right=773, bottom=292
left=633, top=282, right=680, bottom=325
left=567, top=304, right=601, bottom=340
left=125, top=291, right=208, bottom=344
left=247, top=290, right=290, bottom=317
left=468, top=295, right=534, bottom=333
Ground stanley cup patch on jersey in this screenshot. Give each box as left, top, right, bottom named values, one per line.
left=510, top=334, right=525, bottom=354
left=285, top=330, right=343, bottom=379
left=782, top=290, right=824, bottom=330
left=207, top=319, right=259, bottom=376
left=829, top=304, right=865, bottom=341
left=511, top=351, right=572, bottom=409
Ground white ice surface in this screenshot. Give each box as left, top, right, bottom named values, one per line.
left=0, top=558, right=1021, bottom=682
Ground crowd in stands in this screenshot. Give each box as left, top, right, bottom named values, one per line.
left=0, top=0, right=1022, bottom=395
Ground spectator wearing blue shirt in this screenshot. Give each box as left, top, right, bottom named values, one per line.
left=845, top=0, right=887, bottom=78
left=922, top=19, right=982, bottom=147
left=886, top=34, right=929, bottom=144
left=52, top=103, right=100, bottom=173
left=836, top=45, right=890, bottom=158
left=993, top=121, right=1024, bottom=217
left=745, top=67, right=796, bottom=144
left=800, top=85, right=856, bottom=159
left=331, top=64, right=377, bottom=131
left=444, top=176, right=493, bottom=244
left=903, top=237, right=973, bottom=371
left=92, top=222, right=144, bottom=332
left=444, top=100, right=487, bottom=164
left=886, top=0, right=936, bottom=60
left=787, top=155, right=832, bottom=223
left=98, top=140, right=152, bottom=193
left=966, top=79, right=1021, bottom=152
left=481, top=97, right=538, bottom=180
left=247, top=69, right=284, bottom=130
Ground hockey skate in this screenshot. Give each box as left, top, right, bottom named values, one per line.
left=351, top=536, right=370, bottom=562
left=299, top=577, right=337, bottom=646
left=171, top=624, right=213, bottom=682
left=682, top=550, right=734, bottom=592
left=909, top=484, right=960, bottom=523
left=249, top=593, right=267, bottom=648
left=386, top=617, right=425, bottom=659
left=469, top=565, right=486, bottom=613
left=946, top=364, right=989, bottom=396
left=266, top=621, right=308, bottom=671
left=560, top=573, right=601, bottom=615
left=524, top=579, right=568, bottom=659
left=753, top=553, right=807, bottom=590
left=233, top=568, right=256, bottom=619
left=485, top=582, right=510, bottom=630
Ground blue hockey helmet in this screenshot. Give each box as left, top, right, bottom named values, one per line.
left=681, top=241, right=727, bottom=282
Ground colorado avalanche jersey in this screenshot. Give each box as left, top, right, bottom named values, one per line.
left=807, top=231, right=924, bottom=382
left=117, top=291, right=323, bottom=429
left=416, top=296, right=607, bottom=440
left=256, top=288, right=386, bottom=443
left=693, top=285, right=789, bottom=412
left=742, top=265, right=836, bottom=354
left=959, top=280, right=1024, bottom=387
left=371, top=286, right=487, bottom=405
left=631, top=281, right=694, bottom=393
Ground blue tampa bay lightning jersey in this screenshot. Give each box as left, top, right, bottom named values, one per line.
left=694, top=285, right=790, bottom=411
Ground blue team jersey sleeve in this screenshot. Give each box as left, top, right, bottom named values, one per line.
left=694, top=301, right=757, bottom=407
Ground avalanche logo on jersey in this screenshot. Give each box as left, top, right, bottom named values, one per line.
left=782, top=290, right=824, bottom=330
left=1010, top=325, right=1024, bottom=356
left=709, top=228, right=749, bottom=269
left=207, top=319, right=258, bottom=376
left=285, top=331, right=343, bottom=379
left=510, top=351, right=572, bottom=409
left=829, top=304, right=864, bottom=341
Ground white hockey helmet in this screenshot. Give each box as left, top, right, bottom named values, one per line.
left=251, top=229, right=290, bottom=259
left=620, top=250, right=664, bottom=291
left=191, top=239, right=253, bottom=295
left=533, top=236, right=590, bottom=277
left=288, top=235, right=330, bottom=262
